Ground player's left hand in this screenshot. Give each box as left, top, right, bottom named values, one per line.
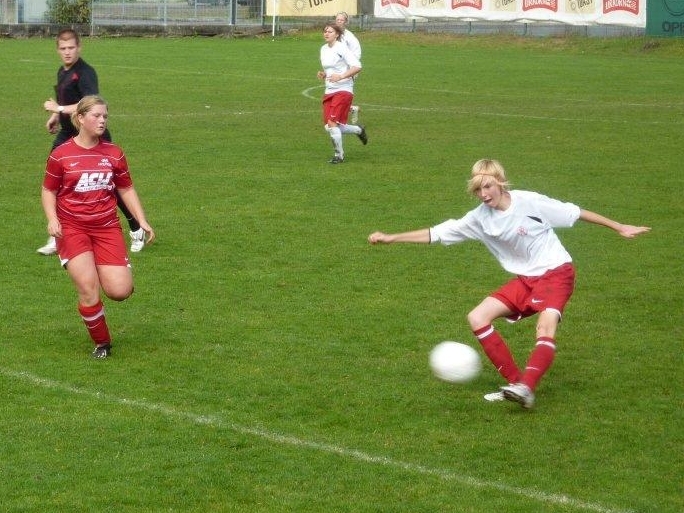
left=141, top=224, right=156, bottom=246
left=618, top=224, right=651, bottom=238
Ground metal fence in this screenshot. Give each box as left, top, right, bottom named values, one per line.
left=0, top=0, right=265, bottom=26
left=92, top=0, right=264, bottom=26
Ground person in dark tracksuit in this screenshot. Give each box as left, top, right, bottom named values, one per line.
left=38, top=29, right=147, bottom=256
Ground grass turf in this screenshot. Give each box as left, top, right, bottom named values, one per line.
left=0, top=32, right=682, bottom=513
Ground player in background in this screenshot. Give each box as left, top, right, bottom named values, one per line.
left=335, top=12, right=362, bottom=125
left=368, top=159, right=650, bottom=409
left=317, top=22, right=368, bottom=164
left=38, top=29, right=147, bottom=256
left=41, top=95, right=155, bottom=358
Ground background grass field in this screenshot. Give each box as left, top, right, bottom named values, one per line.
left=1, top=32, right=682, bottom=512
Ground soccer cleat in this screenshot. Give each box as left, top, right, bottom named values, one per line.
left=349, top=105, right=360, bottom=125
left=484, top=390, right=505, bottom=402
left=37, top=236, right=57, bottom=256
left=130, top=228, right=145, bottom=253
left=91, top=343, right=112, bottom=359
left=357, top=125, right=368, bottom=145
left=329, top=155, right=344, bottom=164
left=501, top=383, right=535, bottom=409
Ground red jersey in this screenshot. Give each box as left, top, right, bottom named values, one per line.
left=43, top=138, right=133, bottom=229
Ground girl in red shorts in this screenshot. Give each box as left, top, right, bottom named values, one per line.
left=41, top=95, right=155, bottom=358
left=368, top=159, right=650, bottom=408
left=317, top=22, right=367, bottom=164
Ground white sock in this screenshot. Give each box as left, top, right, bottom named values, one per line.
left=339, top=124, right=361, bottom=135
left=326, top=125, right=344, bottom=157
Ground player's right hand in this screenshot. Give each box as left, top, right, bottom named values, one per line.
left=368, top=232, right=387, bottom=244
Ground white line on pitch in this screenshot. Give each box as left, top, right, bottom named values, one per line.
left=300, top=86, right=680, bottom=125
left=1, top=368, right=634, bottom=513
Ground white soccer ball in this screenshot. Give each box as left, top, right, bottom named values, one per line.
left=429, top=341, right=481, bottom=383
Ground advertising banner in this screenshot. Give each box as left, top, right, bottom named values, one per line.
left=267, top=0, right=357, bottom=16
left=375, top=0, right=645, bottom=26
left=646, top=0, right=684, bottom=35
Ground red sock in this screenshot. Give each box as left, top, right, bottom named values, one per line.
left=521, top=337, right=556, bottom=391
left=473, top=325, right=521, bottom=384
left=78, top=301, right=111, bottom=346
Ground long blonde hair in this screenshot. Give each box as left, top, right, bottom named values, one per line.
left=71, top=95, right=108, bottom=132
left=467, top=159, right=510, bottom=195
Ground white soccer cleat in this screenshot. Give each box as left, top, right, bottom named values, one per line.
left=37, top=236, right=57, bottom=256
left=349, top=105, right=359, bottom=125
left=130, top=228, right=145, bottom=253
left=501, top=383, right=535, bottom=409
left=484, top=390, right=505, bottom=402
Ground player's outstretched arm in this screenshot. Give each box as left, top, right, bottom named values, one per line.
left=368, top=228, right=431, bottom=245
left=579, top=209, right=651, bottom=239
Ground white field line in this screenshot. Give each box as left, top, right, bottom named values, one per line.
left=301, top=86, right=681, bottom=125
left=2, top=368, right=634, bottom=513
left=18, top=55, right=678, bottom=121
left=16, top=58, right=684, bottom=110
left=18, top=56, right=680, bottom=122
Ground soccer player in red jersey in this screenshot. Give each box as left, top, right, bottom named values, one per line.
left=41, top=95, right=155, bottom=358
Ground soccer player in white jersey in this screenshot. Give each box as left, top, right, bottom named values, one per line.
left=336, top=12, right=361, bottom=59
left=335, top=12, right=362, bottom=125
left=368, top=159, right=650, bottom=409
left=317, top=22, right=367, bottom=164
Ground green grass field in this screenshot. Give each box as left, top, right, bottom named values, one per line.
left=1, top=31, right=682, bottom=512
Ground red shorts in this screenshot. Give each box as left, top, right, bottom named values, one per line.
left=491, top=263, right=576, bottom=321
left=57, top=223, right=130, bottom=267
left=322, top=91, right=353, bottom=125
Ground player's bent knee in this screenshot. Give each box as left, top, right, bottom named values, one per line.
left=107, top=291, right=132, bottom=302
left=104, top=284, right=134, bottom=301
left=466, top=310, right=485, bottom=330
left=536, top=309, right=561, bottom=338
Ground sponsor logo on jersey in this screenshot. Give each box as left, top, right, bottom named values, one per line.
left=75, top=171, right=114, bottom=192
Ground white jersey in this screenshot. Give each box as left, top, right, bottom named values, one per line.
left=429, top=190, right=581, bottom=277
left=341, top=28, right=361, bottom=60
left=320, top=41, right=361, bottom=95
